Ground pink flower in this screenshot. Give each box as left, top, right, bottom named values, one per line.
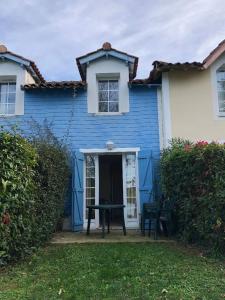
left=195, top=140, right=208, bottom=147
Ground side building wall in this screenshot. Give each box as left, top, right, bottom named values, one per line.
left=168, top=69, right=225, bottom=142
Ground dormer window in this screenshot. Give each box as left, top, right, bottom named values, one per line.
left=98, top=79, right=119, bottom=113
left=0, top=81, right=16, bottom=115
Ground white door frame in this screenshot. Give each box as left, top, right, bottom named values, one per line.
left=83, top=154, right=99, bottom=229
left=122, top=153, right=140, bottom=228
left=81, top=148, right=140, bottom=229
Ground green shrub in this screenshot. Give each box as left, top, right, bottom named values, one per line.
left=0, top=127, right=70, bottom=265
left=0, top=132, right=37, bottom=264
left=161, top=138, right=225, bottom=254
left=30, top=125, right=70, bottom=244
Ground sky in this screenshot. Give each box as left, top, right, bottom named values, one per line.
left=1, top=0, right=225, bottom=81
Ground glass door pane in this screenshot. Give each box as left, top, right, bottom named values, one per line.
left=124, top=153, right=137, bottom=220
left=85, top=154, right=96, bottom=219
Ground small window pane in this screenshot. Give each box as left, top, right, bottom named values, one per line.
left=8, top=93, right=16, bottom=104
left=0, top=103, right=6, bottom=114
left=98, top=81, right=108, bottom=91
left=127, top=187, right=136, bottom=198
left=0, top=93, right=7, bottom=103
left=99, top=102, right=108, bottom=112
left=217, top=81, right=225, bottom=92
left=109, top=102, right=119, bottom=112
left=217, top=71, right=225, bottom=81
left=86, top=178, right=95, bottom=187
left=109, top=80, right=118, bottom=90
left=7, top=104, right=15, bottom=115
left=99, top=91, right=108, bottom=102
left=86, top=167, right=95, bottom=178
left=0, top=84, right=8, bottom=94
left=8, top=83, right=16, bottom=92
left=86, top=188, right=95, bottom=198
left=86, top=155, right=95, bottom=167
left=127, top=198, right=137, bottom=218
left=109, top=91, right=118, bottom=102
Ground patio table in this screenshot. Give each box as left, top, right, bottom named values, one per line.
left=86, top=204, right=126, bottom=238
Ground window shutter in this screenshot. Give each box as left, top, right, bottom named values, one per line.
left=72, top=151, right=84, bottom=231
left=138, top=150, right=153, bottom=210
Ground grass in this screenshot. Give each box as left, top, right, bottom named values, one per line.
left=0, top=243, right=224, bottom=300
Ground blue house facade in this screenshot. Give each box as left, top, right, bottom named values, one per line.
left=0, top=42, right=161, bottom=231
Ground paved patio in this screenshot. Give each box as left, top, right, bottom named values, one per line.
left=50, top=230, right=174, bottom=244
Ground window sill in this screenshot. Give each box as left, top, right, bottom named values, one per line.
left=0, top=114, right=17, bottom=118
left=217, top=113, right=225, bottom=118
left=93, top=112, right=125, bottom=116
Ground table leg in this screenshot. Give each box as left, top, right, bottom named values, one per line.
left=107, top=210, right=110, bottom=233
left=87, top=208, right=91, bottom=235
left=102, top=209, right=105, bottom=238
left=122, top=208, right=126, bottom=236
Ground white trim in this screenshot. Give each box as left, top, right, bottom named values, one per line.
left=83, top=155, right=99, bottom=229
left=157, top=87, right=164, bottom=150
left=80, top=147, right=140, bottom=154
left=161, top=72, right=172, bottom=147
left=210, top=55, right=225, bottom=120
left=122, top=153, right=139, bottom=228
left=83, top=150, right=140, bottom=230
left=95, top=156, right=100, bottom=228
left=94, top=112, right=123, bottom=116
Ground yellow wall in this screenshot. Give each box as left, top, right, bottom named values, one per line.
left=169, top=69, right=225, bottom=142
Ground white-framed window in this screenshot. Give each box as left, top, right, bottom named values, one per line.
left=98, top=79, right=119, bottom=113
left=0, top=82, right=16, bottom=115
left=216, top=68, right=225, bottom=114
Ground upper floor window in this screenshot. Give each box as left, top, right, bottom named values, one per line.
left=216, top=68, right=225, bottom=114
left=0, top=82, right=16, bottom=115
left=98, top=79, right=119, bottom=113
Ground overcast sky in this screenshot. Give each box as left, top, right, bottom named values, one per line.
left=1, top=0, right=225, bottom=81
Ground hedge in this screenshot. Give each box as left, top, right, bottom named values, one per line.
left=161, top=139, right=225, bottom=254
left=0, top=129, right=70, bottom=265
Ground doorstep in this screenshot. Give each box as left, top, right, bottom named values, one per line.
left=50, top=230, right=174, bottom=244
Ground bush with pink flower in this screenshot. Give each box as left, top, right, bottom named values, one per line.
left=161, top=138, right=225, bottom=254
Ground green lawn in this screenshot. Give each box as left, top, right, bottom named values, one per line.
left=0, top=243, right=224, bottom=300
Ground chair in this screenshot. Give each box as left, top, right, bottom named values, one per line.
left=159, top=198, right=175, bottom=237
left=141, top=202, right=160, bottom=239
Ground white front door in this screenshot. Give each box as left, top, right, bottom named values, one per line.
left=83, top=152, right=139, bottom=229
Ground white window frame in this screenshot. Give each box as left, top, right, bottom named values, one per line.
left=210, top=55, right=225, bottom=119
left=0, top=78, right=17, bottom=116
left=95, top=73, right=122, bottom=116
left=98, top=79, right=119, bottom=113
left=216, top=67, right=225, bottom=116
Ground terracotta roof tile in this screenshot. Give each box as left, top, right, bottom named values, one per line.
left=23, top=81, right=86, bottom=90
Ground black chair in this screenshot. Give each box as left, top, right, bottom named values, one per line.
left=141, top=202, right=160, bottom=239
left=159, top=198, right=175, bottom=237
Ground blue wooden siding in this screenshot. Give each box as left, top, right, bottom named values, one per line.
left=0, top=86, right=160, bottom=227
left=1, top=87, right=160, bottom=155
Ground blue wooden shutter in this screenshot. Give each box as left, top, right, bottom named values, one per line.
left=72, top=151, right=84, bottom=231
left=138, top=150, right=153, bottom=211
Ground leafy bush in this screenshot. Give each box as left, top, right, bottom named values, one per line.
left=0, top=132, right=37, bottom=264
left=161, top=138, right=225, bottom=254
left=30, top=124, right=70, bottom=244
left=0, top=127, right=70, bottom=265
